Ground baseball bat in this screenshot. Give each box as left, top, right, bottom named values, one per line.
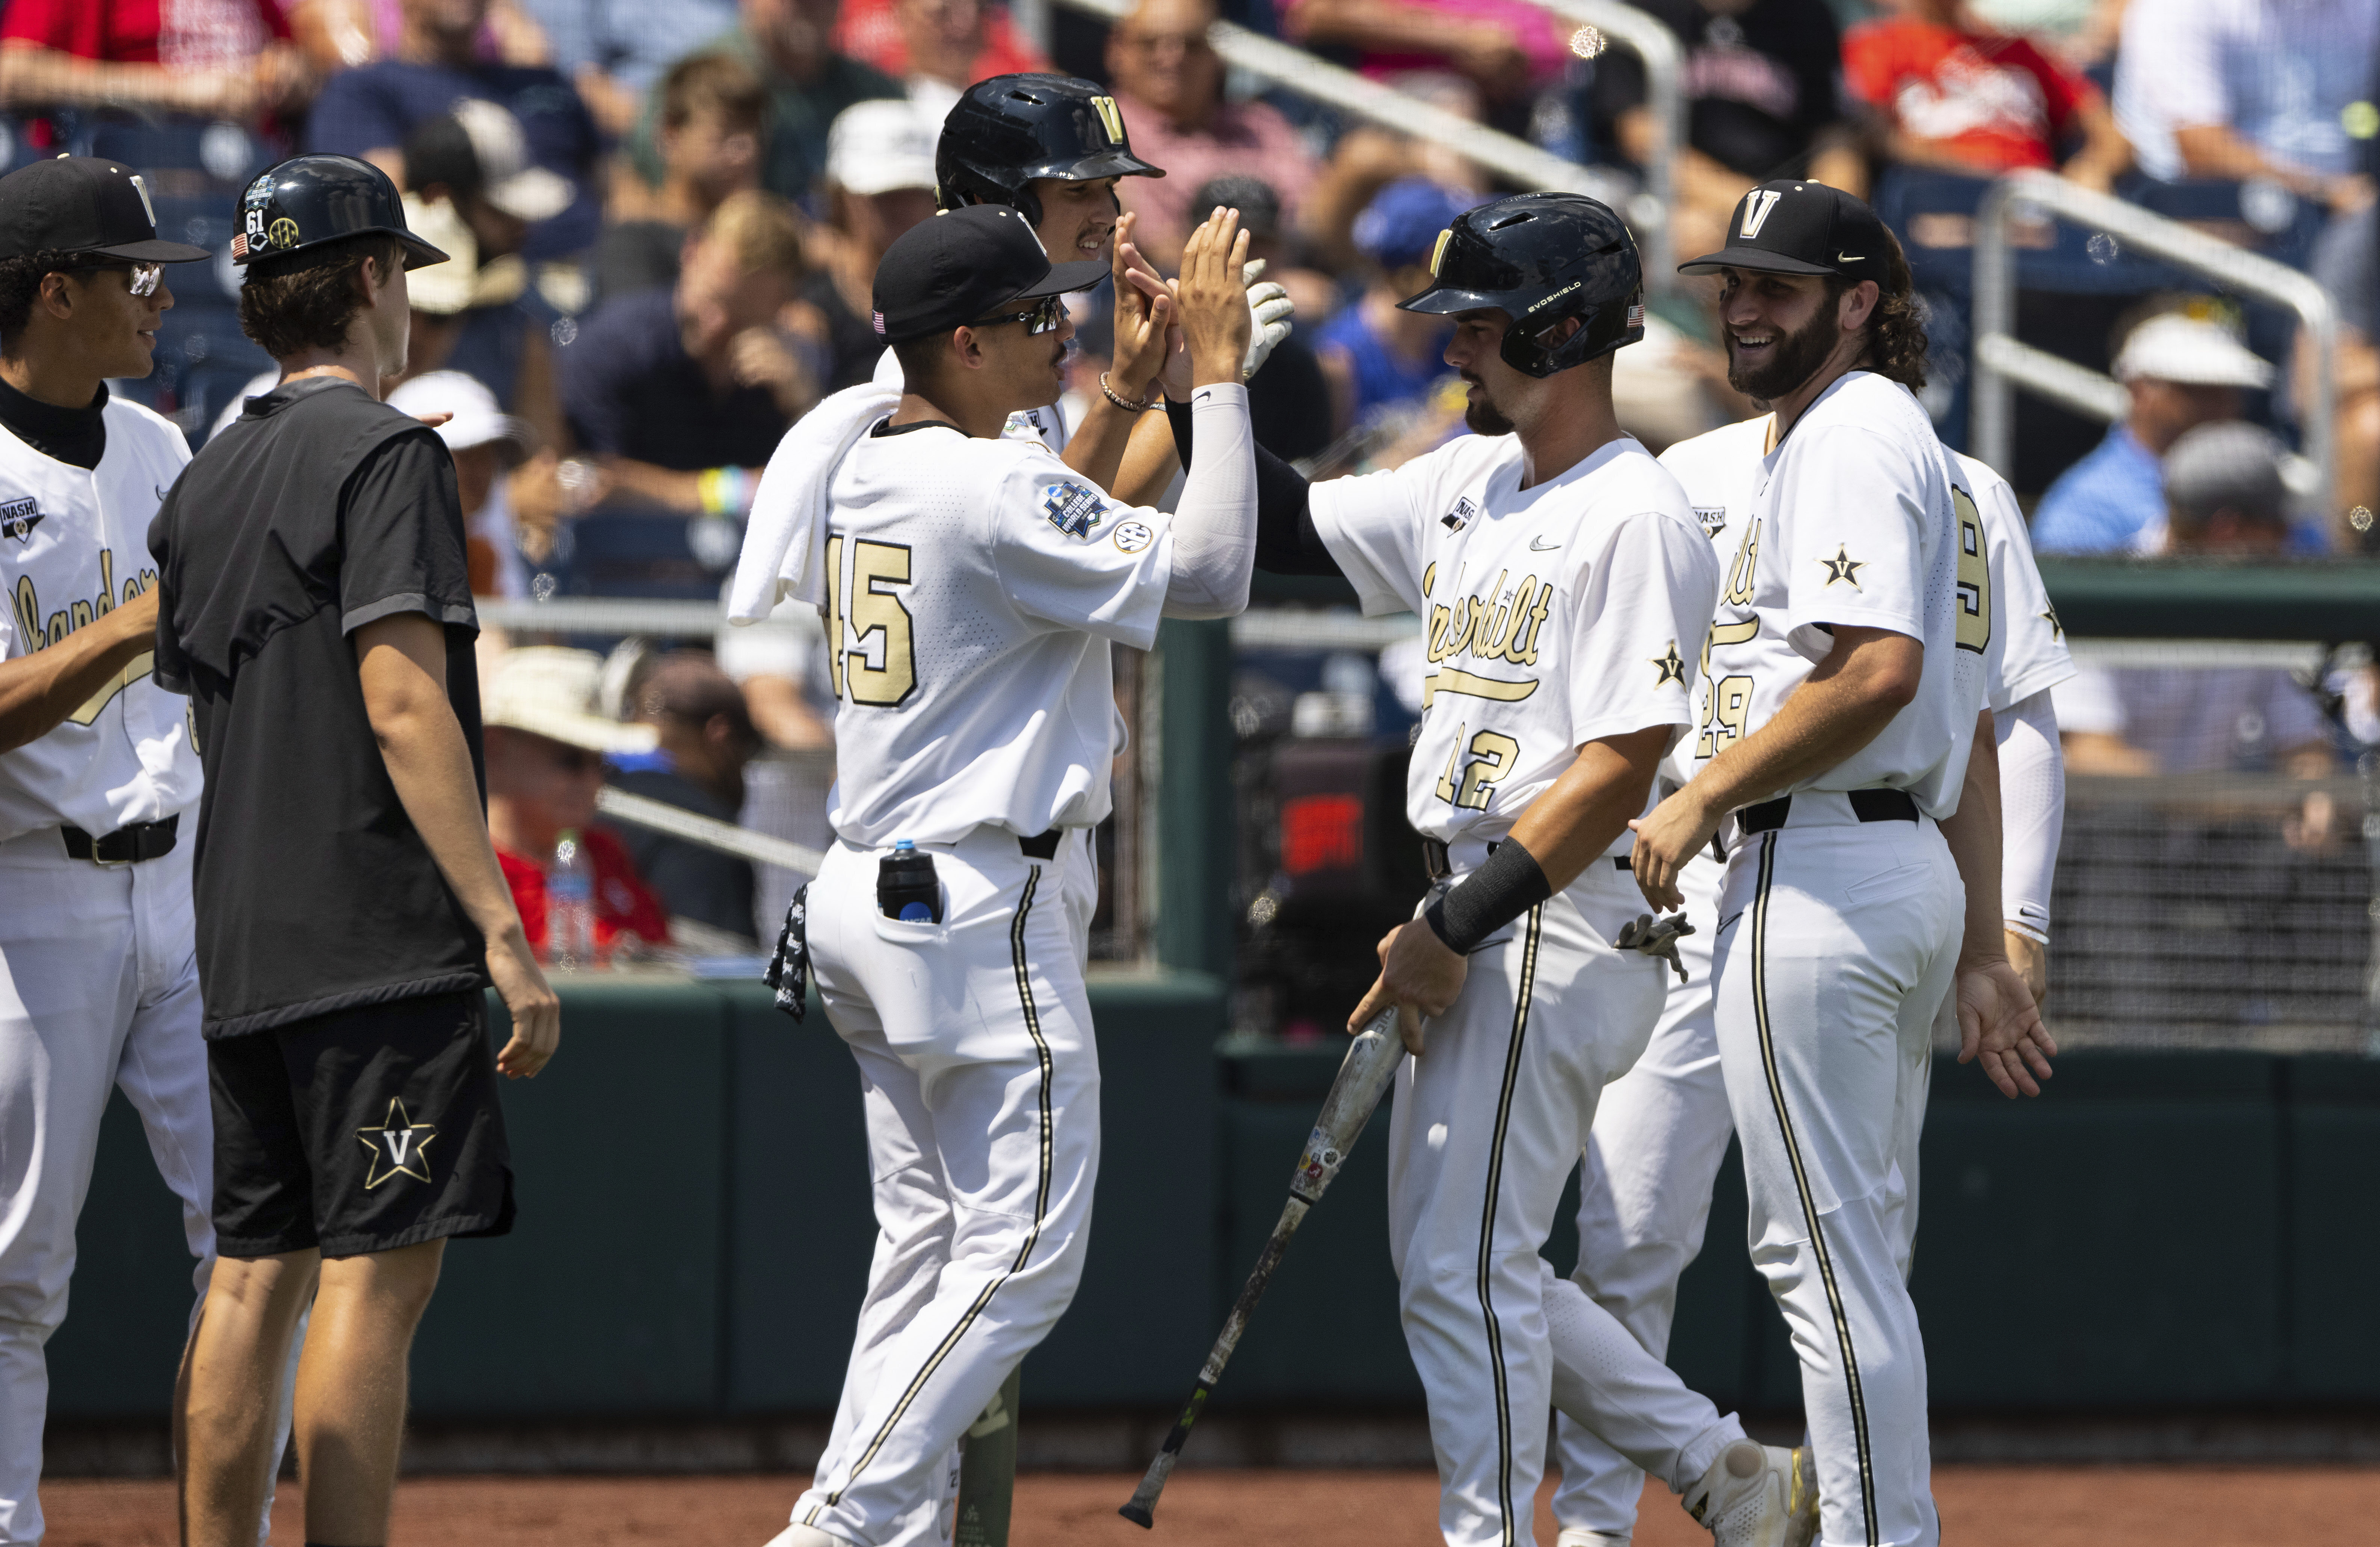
left=952, top=1366, right=1021, bottom=1547
left=1118, top=1005, right=1406, bottom=1529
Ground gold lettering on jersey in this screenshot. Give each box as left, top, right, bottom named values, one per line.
left=1426, top=570, right=1552, bottom=672
left=1693, top=617, right=1761, bottom=758
left=12, top=554, right=142, bottom=655
left=68, top=652, right=153, bottom=726
left=1722, top=516, right=1759, bottom=606
left=1504, top=578, right=1552, bottom=665
left=1421, top=667, right=1539, bottom=709
left=1952, top=486, right=1989, bottom=654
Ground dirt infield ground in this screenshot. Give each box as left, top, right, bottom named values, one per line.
left=39, top=1465, right=2380, bottom=1546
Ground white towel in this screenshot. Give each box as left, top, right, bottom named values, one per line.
left=726, top=383, right=902, bottom=624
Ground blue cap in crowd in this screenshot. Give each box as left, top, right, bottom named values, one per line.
left=1353, top=178, right=1476, bottom=269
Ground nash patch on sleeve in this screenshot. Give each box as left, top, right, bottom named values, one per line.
left=1041, top=480, right=1108, bottom=540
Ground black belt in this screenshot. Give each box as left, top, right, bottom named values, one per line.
left=1020, top=828, right=1062, bottom=860
left=62, top=813, right=180, bottom=865
left=1421, top=836, right=1628, bottom=881
left=1737, top=788, right=1918, bottom=835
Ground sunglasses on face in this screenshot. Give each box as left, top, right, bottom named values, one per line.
left=970, top=294, right=1067, bottom=335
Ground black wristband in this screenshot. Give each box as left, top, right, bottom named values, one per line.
left=1421, top=837, right=1553, bottom=954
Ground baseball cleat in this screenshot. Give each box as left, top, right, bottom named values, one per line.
left=1682, top=1438, right=1802, bottom=1547
left=1785, top=1444, right=1819, bottom=1547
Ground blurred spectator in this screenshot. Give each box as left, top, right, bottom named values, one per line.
left=607, top=651, right=764, bottom=942
left=306, top=0, right=604, bottom=263
left=2055, top=424, right=2337, bottom=798
left=835, top=0, right=1048, bottom=121
left=1297, top=116, right=1488, bottom=274
left=2309, top=201, right=2377, bottom=546
left=630, top=0, right=904, bottom=204
left=1194, top=175, right=1336, bottom=463
left=1279, top=0, right=1569, bottom=111
left=1964, top=0, right=2128, bottom=70
left=2030, top=311, right=2273, bottom=552
left=559, top=190, right=817, bottom=515
left=2112, top=0, right=2378, bottom=214
left=394, top=101, right=570, bottom=447
left=1315, top=178, right=1469, bottom=436
left=387, top=370, right=538, bottom=599
left=515, top=0, right=738, bottom=133
left=807, top=97, right=942, bottom=388
left=483, top=647, right=674, bottom=956
left=0, top=0, right=315, bottom=122
left=1592, top=0, right=1864, bottom=268
left=296, top=0, right=554, bottom=68
left=598, top=51, right=768, bottom=299
left=1844, top=0, right=2130, bottom=191
left=1105, top=0, right=1322, bottom=266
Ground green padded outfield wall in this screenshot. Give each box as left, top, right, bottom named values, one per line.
left=44, top=983, right=2380, bottom=1425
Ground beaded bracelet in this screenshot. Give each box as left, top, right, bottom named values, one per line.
left=1099, top=371, right=1160, bottom=412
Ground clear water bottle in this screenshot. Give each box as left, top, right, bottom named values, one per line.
left=548, top=828, right=597, bottom=970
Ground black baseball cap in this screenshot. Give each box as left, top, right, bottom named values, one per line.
left=0, top=155, right=211, bottom=264
left=1678, top=180, right=1891, bottom=279
left=871, top=204, right=1105, bottom=343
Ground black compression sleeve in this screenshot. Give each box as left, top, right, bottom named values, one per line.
left=1423, top=837, right=1554, bottom=954
left=1165, top=395, right=1341, bottom=576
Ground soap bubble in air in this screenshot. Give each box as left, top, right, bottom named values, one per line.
left=1569, top=25, right=1606, bottom=57
left=2086, top=232, right=2119, bottom=264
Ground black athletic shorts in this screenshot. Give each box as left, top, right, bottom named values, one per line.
left=209, top=989, right=515, bottom=1258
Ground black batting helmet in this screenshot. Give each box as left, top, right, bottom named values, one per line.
left=231, top=154, right=448, bottom=272
left=1398, top=193, right=1643, bottom=377
left=936, top=74, right=1163, bottom=226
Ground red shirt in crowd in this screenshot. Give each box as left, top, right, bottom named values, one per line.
left=1842, top=20, right=2097, bottom=173
left=498, top=825, right=672, bottom=958
left=831, top=0, right=1048, bottom=84
left=0, top=0, right=290, bottom=70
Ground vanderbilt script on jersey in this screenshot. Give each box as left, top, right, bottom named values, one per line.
left=0, top=400, right=200, bottom=842
left=1310, top=434, right=1720, bottom=851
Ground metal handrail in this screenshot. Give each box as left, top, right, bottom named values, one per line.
left=1530, top=0, right=1679, bottom=288
left=1048, top=0, right=1632, bottom=246
left=1972, top=168, right=2339, bottom=516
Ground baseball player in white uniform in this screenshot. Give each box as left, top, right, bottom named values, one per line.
left=1548, top=415, right=2072, bottom=1546
left=1192, top=193, right=1807, bottom=1547
left=0, top=157, right=223, bottom=1545
left=732, top=204, right=1257, bottom=1547
left=870, top=74, right=1292, bottom=492
left=1628, top=182, right=2054, bottom=1547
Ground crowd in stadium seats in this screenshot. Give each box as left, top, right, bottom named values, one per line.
left=1, top=0, right=2374, bottom=946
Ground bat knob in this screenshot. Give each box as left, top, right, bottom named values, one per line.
left=1119, top=1503, right=1156, bottom=1529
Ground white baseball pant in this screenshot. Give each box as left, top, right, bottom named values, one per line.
left=794, top=826, right=1099, bottom=1547
left=1387, top=849, right=1747, bottom=1547
left=0, top=833, right=210, bottom=1545
left=1711, top=801, right=1958, bottom=1547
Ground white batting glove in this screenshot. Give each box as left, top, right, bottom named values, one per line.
left=1243, top=258, right=1294, bottom=380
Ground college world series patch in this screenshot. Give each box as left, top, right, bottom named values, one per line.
left=1042, top=480, right=1108, bottom=539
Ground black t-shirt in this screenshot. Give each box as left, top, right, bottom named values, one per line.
left=150, top=377, right=489, bottom=1039
left=1594, top=0, right=1846, bottom=181
left=557, top=287, right=792, bottom=470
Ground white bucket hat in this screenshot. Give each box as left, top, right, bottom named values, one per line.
left=482, top=647, right=659, bottom=754
left=2113, top=314, right=2275, bottom=389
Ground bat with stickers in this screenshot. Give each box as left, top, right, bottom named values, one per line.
left=1118, top=1006, right=1405, bottom=1528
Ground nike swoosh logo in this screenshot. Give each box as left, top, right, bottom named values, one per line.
left=1717, top=909, right=1745, bottom=934
left=1528, top=535, right=1560, bottom=551
left=1836, top=252, right=1865, bottom=263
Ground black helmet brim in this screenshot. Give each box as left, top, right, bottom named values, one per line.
left=1396, top=284, right=1507, bottom=317
left=1048, top=148, right=1164, bottom=181
left=89, top=237, right=214, bottom=263
left=1009, top=255, right=1110, bottom=301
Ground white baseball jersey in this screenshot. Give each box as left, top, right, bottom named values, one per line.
left=1310, top=434, right=1721, bottom=853
left=819, top=418, right=1176, bottom=847
left=871, top=346, right=1070, bottom=453
left=1688, top=371, right=1987, bottom=818
left=1657, top=420, right=2075, bottom=779
left=0, top=397, right=199, bottom=842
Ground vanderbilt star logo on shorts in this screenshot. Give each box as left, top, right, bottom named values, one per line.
left=0, top=498, right=41, bottom=544
left=357, top=1098, right=437, bottom=1188
left=1818, top=544, right=1865, bottom=589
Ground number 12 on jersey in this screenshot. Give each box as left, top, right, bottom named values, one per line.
left=1433, top=724, right=1521, bottom=810
left=825, top=534, right=919, bottom=707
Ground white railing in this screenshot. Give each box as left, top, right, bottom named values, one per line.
left=1045, top=0, right=1678, bottom=285
left=1533, top=1, right=1680, bottom=288
left=1971, top=169, right=2339, bottom=515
